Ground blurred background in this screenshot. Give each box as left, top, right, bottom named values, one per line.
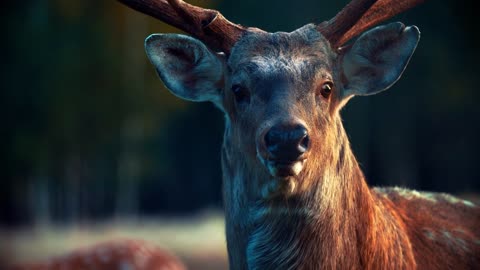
left=1, top=0, right=478, bottom=268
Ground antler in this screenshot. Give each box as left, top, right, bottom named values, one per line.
left=117, top=0, right=247, bottom=53
left=118, top=0, right=425, bottom=53
left=317, top=0, right=426, bottom=47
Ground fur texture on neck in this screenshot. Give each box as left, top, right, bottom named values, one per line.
left=221, top=117, right=416, bottom=270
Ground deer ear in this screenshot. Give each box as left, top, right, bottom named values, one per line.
left=341, top=22, right=420, bottom=97
left=145, top=34, right=225, bottom=103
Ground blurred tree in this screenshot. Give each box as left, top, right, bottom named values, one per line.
left=0, top=0, right=478, bottom=226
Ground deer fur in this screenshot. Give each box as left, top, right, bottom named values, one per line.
left=145, top=21, right=480, bottom=270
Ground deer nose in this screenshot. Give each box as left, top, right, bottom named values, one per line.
left=264, top=124, right=309, bottom=161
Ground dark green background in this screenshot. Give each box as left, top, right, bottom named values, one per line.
left=1, top=0, right=478, bottom=226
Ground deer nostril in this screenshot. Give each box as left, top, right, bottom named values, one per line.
left=264, top=124, right=309, bottom=161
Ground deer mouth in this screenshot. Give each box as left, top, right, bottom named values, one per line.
left=258, top=158, right=306, bottom=199
left=266, top=159, right=306, bottom=178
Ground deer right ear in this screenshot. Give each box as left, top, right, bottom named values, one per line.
left=145, top=34, right=225, bottom=104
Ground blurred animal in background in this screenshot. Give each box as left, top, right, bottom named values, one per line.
left=117, top=0, right=480, bottom=269
left=9, top=239, right=186, bottom=270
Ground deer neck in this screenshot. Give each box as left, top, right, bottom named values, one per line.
left=221, top=119, right=414, bottom=269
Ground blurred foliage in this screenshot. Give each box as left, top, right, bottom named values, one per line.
left=0, top=0, right=478, bottom=226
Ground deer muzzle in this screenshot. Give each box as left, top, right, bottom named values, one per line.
left=257, top=123, right=310, bottom=178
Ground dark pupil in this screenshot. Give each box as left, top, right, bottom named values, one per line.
left=232, top=85, right=250, bottom=103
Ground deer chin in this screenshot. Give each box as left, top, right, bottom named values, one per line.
left=258, top=158, right=306, bottom=199
left=267, top=160, right=306, bottom=178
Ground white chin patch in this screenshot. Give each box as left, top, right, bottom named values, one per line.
left=258, top=158, right=306, bottom=199
left=267, top=160, right=305, bottom=178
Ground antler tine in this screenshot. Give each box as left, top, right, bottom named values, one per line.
left=318, top=0, right=425, bottom=48
left=317, top=0, right=378, bottom=47
left=117, top=0, right=247, bottom=53
left=336, top=0, right=426, bottom=46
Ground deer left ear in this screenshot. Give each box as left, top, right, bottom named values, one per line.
left=340, top=22, right=420, bottom=97
left=145, top=34, right=225, bottom=104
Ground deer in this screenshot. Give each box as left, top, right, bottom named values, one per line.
left=118, top=0, right=480, bottom=269
left=8, top=239, right=186, bottom=270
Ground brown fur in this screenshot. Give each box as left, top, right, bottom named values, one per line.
left=142, top=21, right=479, bottom=270
left=220, top=25, right=480, bottom=269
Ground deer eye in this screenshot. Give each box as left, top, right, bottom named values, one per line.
left=231, top=84, right=250, bottom=104
left=319, top=82, right=333, bottom=98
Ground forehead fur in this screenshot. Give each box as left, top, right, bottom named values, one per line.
left=228, top=24, right=334, bottom=70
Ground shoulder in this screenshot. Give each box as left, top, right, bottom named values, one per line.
left=373, top=186, right=476, bottom=208
left=372, top=186, right=480, bottom=240
left=372, top=186, right=480, bottom=266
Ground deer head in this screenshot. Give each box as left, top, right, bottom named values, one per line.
left=126, top=0, right=422, bottom=199
left=117, top=0, right=431, bottom=268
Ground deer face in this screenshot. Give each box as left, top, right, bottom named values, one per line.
left=145, top=22, right=419, bottom=190
left=224, top=25, right=336, bottom=179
